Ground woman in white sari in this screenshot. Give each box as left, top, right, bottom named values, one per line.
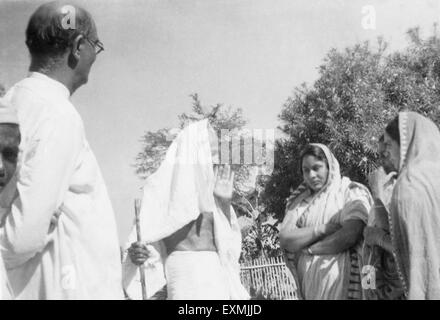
left=279, top=143, right=373, bottom=299
left=383, top=112, right=440, bottom=299
left=122, top=119, right=249, bottom=300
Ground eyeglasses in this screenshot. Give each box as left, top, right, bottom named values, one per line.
left=83, top=35, right=104, bottom=55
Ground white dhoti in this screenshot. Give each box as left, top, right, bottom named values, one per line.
left=165, top=251, right=229, bottom=300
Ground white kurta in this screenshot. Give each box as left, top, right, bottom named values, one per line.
left=0, top=72, right=123, bottom=299
left=0, top=210, right=11, bottom=300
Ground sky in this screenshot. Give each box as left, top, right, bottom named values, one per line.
left=1, top=0, right=440, bottom=244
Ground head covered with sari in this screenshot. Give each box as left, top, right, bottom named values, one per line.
left=282, top=143, right=371, bottom=228
left=281, top=143, right=372, bottom=300
left=122, top=119, right=249, bottom=299
left=389, top=111, right=440, bottom=299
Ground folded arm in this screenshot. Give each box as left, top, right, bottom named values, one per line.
left=280, top=222, right=341, bottom=253
left=308, top=217, right=365, bottom=255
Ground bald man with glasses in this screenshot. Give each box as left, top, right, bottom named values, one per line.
left=1, top=1, right=122, bottom=299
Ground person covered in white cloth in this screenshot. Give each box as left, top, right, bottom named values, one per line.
left=122, top=119, right=249, bottom=300
left=0, top=2, right=122, bottom=299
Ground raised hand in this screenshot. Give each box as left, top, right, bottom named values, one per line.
left=213, top=164, right=235, bottom=205
left=368, top=166, right=388, bottom=201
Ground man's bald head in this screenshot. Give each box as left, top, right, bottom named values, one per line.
left=26, top=1, right=95, bottom=71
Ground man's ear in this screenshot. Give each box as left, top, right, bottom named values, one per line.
left=70, top=34, right=85, bottom=62
left=68, top=34, right=84, bottom=69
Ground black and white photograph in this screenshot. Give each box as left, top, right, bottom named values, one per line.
left=1, top=0, right=440, bottom=304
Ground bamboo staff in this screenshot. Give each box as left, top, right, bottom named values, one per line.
left=134, top=199, right=147, bottom=300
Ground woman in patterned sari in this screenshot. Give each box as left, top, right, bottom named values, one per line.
left=362, top=135, right=405, bottom=300
left=279, top=143, right=373, bottom=300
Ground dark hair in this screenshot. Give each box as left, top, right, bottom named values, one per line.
left=385, top=116, right=400, bottom=145
left=0, top=123, right=21, bottom=141
left=299, top=144, right=328, bottom=174
left=25, top=2, right=94, bottom=70
left=378, top=134, right=384, bottom=143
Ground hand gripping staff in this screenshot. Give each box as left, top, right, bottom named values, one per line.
left=135, top=199, right=147, bottom=300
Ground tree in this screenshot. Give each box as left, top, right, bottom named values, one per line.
left=262, top=26, right=440, bottom=220
left=239, top=175, right=282, bottom=260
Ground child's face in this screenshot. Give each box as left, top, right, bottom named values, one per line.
left=0, top=124, right=20, bottom=193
